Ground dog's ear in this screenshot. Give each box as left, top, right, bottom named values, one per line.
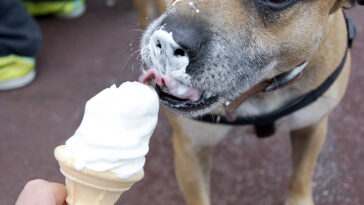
left=331, top=0, right=363, bottom=13
left=342, top=0, right=364, bottom=8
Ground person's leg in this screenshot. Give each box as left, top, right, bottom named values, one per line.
left=22, top=0, right=86, bottom=19
left=0, top=0, right=41, bottom=90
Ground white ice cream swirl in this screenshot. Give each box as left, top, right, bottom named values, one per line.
left=64, top=82, right=159, bottom=179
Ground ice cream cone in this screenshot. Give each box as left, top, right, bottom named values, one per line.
left=54, top=145, right=144, bottom=205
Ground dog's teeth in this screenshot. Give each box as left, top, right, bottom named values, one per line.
left=162, top=86, right=169, bottom=93
left=204, top=91, right=214, bottom=98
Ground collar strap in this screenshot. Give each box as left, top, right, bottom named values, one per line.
left=193, top=11, right=353, bottom=138
left=194, top=46, right=348, bottom=136
left=223, top=61, right=309, bottom=122
left=265, top=61, right=308, bottom=92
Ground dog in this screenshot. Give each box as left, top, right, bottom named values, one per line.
left=135, top=0, right=362, bottom=204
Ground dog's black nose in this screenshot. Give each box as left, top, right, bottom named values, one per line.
left=159, top=16, right=210, bottom=59
left=147, top=16, right=210, bottom=75
left=163, top=20, right=209, bottom=59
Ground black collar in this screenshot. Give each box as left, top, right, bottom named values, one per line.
left=192, top=13, right=355, bottom=138
left=265, top=61, right=308, bottom=92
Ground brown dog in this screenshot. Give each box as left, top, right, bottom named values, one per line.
left=135, top=0, right=362, bottom=204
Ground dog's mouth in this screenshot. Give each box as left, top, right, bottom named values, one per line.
left=155, top=85, right=218, bottom=111
left=139, top=69, right=219, bottom=112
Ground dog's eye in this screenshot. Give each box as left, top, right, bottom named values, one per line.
left=266, top=0, right=287, bottom=3
left=259, top=0, right=296, bottom=12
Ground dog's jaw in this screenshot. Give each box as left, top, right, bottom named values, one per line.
left=139, top=14, right=226, bottom=117
left=139, top=14, right=276, bottom=117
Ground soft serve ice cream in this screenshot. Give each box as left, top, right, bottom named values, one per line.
left=60, top=81, right=159, bottom=179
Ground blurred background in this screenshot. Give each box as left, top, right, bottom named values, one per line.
left=0, top=1, right=363, bottom=204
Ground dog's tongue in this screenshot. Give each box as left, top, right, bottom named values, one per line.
left=138, top=69, right=201, bottom=102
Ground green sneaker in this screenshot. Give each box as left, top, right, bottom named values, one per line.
left=23, top=0, right=86, bottom=19
left=0, top=55, right=36, bottom=91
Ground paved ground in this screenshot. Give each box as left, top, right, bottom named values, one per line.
left=0, top=1, right=363, bottom=205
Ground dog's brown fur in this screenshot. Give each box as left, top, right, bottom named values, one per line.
left=135, top=0, right=356, bottom=204
left=133, top=0, right=165, bottom=28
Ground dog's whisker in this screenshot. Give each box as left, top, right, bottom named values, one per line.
left=121, top=48, right=143, bottom=72
left=273, top=76, right=279, bottom=89
left=128, top=28, right=146, bottom=34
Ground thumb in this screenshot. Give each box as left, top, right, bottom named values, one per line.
left=16, top=179, right=67, bottom=205
left=49, top=181, right=67, bottom=205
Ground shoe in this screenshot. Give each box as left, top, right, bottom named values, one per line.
left=0, top=55, right=36, bottom=91
left=23, top=0, right=86, bottom=19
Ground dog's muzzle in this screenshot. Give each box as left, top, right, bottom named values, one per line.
left=139, top=18, right=216, bottom=110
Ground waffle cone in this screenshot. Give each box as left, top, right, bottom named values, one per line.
left=54, top=145, right=144, bottom=205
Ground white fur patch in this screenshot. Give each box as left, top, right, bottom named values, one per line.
left=172, top=0, right=187, bottom=7
left=178, top=117, right=233, bottom=147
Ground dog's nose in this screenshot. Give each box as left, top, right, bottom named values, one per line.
left=148, top=18, right=210, bottom=74
left=150, top=25, right=205, bottom=58
left=163, top=22, right=207, bottom=59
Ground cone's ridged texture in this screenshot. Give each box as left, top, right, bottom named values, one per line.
left=54, top=146, right=144, bottom=205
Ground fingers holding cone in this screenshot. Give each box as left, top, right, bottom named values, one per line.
left=54, top=145, right=144, bottom=205
left=16, top=179, right=67, bottom=205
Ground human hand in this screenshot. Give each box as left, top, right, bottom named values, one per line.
left=16, top=179, right=67, bottom=205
